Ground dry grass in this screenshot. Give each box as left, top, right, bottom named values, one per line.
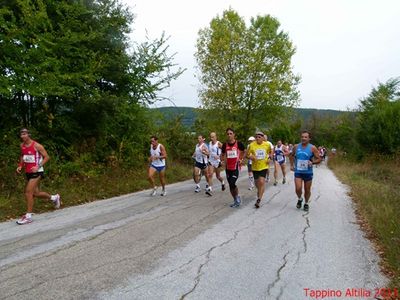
left=329, top=154, right=400, bottom=288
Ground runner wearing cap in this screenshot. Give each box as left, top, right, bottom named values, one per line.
left=247, top=131, right=272, bottom=208
left=16, top=128, right=61, bottom=225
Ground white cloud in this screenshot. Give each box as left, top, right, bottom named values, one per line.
left=123, top=0, right=400, bottom=110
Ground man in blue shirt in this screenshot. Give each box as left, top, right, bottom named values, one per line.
left=289, top=130, right=321, bottom=211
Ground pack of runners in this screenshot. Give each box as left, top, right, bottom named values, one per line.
left=14, top=127, right=322, bottom=225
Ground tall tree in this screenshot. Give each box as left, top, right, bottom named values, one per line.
left=357, top=78, right=400, bottom=153
left=0, top=0, right=183, bottom=161
left=195, top=9, right=300, bottom=138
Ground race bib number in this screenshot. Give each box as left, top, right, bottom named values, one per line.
left=227, top=149, right=238, bottom=159
left=255, top=149, right=266, bottom=160
left=276, top=155, right=284, bottom=162
left=297, top=159, right=309, bottom=171
left=23, top=155, right=35, bottom=163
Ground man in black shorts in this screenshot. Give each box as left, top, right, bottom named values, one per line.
left=221, top=128, right=245, bottom=207
left=16, top=128, right=61, bottom=225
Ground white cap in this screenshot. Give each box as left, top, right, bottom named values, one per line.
left=248, top=136, right=255, bottom=141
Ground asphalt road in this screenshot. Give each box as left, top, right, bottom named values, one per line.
left=0, top=163, right=388, bottom=300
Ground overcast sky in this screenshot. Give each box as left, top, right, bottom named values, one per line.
left=123, top=0, right=400, bottom=110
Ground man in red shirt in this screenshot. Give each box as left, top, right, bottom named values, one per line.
left=16, top=128, right=61, bottom=225
left=221, top=128, right=245, bottom=208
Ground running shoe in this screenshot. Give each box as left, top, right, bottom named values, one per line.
left=195, top=186, right=201, bottom=193
left=255, top=199, right=261, bottom=209
left=282, top=178, right=286, bottom=184
left=230, top=202, right=239, bottom=208
left=161, top=190, right=167, bottom=196
left=230, top=196, right=241, bottom=208
left=16, top=214, right=33, bottom=225
left=303, top=203, right=309, bottom=212
left=273, top=181, right=278, bottom=186
left=296, top=198, right=303, bottom=209
left=248, top=186, right=254, bottom=191
left=151, top=188, right=157, bottom=196
left=53, top=194, right=61, bottom=209
left=221, top=183, right=226, bottom=191
left=205, top=187, right=212, bottom=196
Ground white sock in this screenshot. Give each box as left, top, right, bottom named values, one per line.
left=50, top=195, right=57, bottom=201
left=248, top=176, right=254, bottom=187
left=26, top=213, right=32, bottom=218
left=196, top=184, right=200, bottom=188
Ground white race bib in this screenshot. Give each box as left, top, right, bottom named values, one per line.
left=276, top=155, right=284, bottom=162
left=255, top=149, right=266, bottom=160
left=23, top=155, right=35, bottom=163
left=297, top=159, right=309, bottom=171
left=227, top=149, right=238, bottom=159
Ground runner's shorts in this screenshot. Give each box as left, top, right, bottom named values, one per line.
left=294, top=172, right=313, bottom=182
left=195, top=161, right=208, bottom=170
left=26, top=172, right=44, bottom=180
left=253, top=169, right=268, bottom=180
left=226, top=169, right=239, bottom=190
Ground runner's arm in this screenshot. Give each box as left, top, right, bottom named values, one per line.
left=34, top=143, right=50, bottom=171
left=238, top=142, right=245, bottom=164
left=201, top=144, right=209, bottom=156
left=289, top=145, right=297, bottom=171
left=159, top=145, right=167, bottom=160
left=283, top=145, right=289, bottom=156
left=311, top=146, right=322, bottom=165
left=220, top=143, right=226, bottom=166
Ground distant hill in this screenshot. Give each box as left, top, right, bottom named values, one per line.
left=293, top=107, right=351, bottom=121
left=153, top=106, right=351, bottom=128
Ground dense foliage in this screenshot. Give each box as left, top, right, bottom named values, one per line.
left=195, top=9, right=300, bottom=139
left=0, top=0, right=183, bottom=162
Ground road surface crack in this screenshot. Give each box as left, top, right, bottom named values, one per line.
left=179, top=229, right=242, bottom=300
left=295, top=211, right=310, bottom=265
left=2, top=204, right=227, bottom=299
left=266, top=250, right=290, bottom=298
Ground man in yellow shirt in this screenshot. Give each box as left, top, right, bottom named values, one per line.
left=247, top=131, right=272, bottom=208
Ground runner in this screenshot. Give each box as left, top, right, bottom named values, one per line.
left=264, top=134, right=274, bottom=183
left=15, top=128, right=61, bottom=225
left=207, top=132, right=225, bottom=191
left=289, top=130, right=321, bottom=211
left=221, top=128, right=245, bottom=208
left=247, top=132, right=272, bottom=208
left=192, top=135, right=213, bottom=195
left=273, top=140, right=289, bottom=185
left=148, top=136, right=167, bottom=196
left=288, top=143, right=294, bottom=155
left=246, top=136, right=256, bottom=190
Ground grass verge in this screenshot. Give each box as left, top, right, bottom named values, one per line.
left=0, top=160, right=192, bottom=222
left=328, top=154, right=400, bottom=288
